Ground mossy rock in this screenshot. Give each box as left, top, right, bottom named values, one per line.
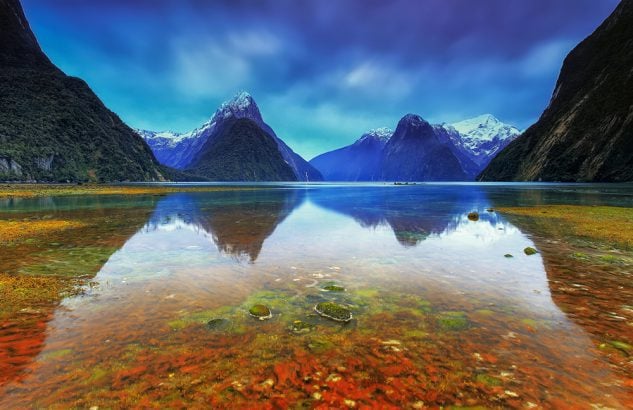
left=249, top=304, right=272, bottom=320
left=315, top=302, right=352, bottom=322
left=524, top=247, right=538, bottom=256
left=437, top=311, right=470, bottom=331
left=207, top=318, right=231, bottom=331
left=322, top=284, right=345, bottom=292
left=290, top=320, right=315, bottom=334
left=504, top=254, right=514, bottom=258
left=467, top=212, right=479, bottom=221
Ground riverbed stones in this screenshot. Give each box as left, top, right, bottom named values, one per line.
left=249, top=304, right=272, bottom=320
left=315, top=301, right=352, bottom=322
left=524, top=247, right=538, bottom=256
left=206, top=318, right=231, bottom=331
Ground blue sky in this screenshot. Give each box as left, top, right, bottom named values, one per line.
left=23, top=0, right=619, bottom=159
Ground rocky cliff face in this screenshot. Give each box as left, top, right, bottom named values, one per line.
left=0, top=0, right=165, bottom=182
left=480, top=0, right=633, bottom=182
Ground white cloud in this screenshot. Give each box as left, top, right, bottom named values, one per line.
left=519, top=40, right=574, bottom=78
left=342, top=62, right=413, bottom=99
left=168, top=31, right=283, bottom=98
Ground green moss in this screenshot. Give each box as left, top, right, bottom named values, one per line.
left=307, top=336, right=335, bottom=353
left=322, top=285, right=345, bottom=292
left=475, top=373, right=502, bottom=387
left=437, top=311, right=470, bottom=331
left=355, top=288, right=379, bottom=298
left=608, top=340, right=632, bottom=352
left=315, top=302, right=352, bottom=322
left=42, top=348, right=72, bottom=360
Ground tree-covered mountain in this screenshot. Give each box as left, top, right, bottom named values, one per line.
left=186, top=118, right=297, bottom=181
left=139, top=92, right=322, bottom=181
left=0, top=0, right=165, bottom=182
left=480, top=0, right=633, bottom=182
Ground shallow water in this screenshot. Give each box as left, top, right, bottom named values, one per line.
left=1, top=183, right=632, bottom=408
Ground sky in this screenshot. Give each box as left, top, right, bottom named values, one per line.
left=22, top=0, right=619, bottom=159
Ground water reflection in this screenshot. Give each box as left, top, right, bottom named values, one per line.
left=309, top=185, right=491, bottom=246
left=0, top=184, right=631, bottom=408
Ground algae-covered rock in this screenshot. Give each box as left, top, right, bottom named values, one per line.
left=524, top=247, right=538, bottom=256
left=437, top=311, right=470, bottom=331
left=467, top=212, right=480, bottom=221
left=291, top=320, right=315, bottom=334
left=249, top=304, right=272, bottom=320
left=315, top=301, right=352, bottom=322
left=322, top=284, right=345, bottom=292
left=207, top=318, right=231, bottom=331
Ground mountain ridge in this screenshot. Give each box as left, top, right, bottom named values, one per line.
left=139, top=92, right=322, bottom=181
left=480, top=0, right=633, bottom=182
left=310, top=113, right=519, bottom=181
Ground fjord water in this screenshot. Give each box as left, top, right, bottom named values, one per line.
left=1, top=184, right=632, bottom=408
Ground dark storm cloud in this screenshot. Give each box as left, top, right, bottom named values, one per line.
left=22, top=0, right=619, bottom=158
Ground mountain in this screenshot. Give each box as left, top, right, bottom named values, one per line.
left=310, top=114, right=519, bottom=182
left=0, top=0, right=165, bottom=182
left=139, top=92, right=322, bottom=181
left=480, top=1, right=633, bottom=182
left=446, top=114, right=520, bottom=169
left=309, top=128, right=392, bottom=181
left=186, top=118, right=297, bottom=181
left=381, top=114, right=469, bottom=181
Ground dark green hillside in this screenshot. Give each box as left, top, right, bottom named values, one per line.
left=187, top=119, right=297, bottom=182
left=0, top=0, right=165, bottom=182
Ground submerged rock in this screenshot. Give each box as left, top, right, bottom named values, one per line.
left=467, top=212, right=479, bottom=221
left=322, top=284, right=345, bottom=292
left=291, top=320, right=315, bottom=334
left=207, top=318, right=231, bottom=331
left=249, top=304, right=272, bottom=320
left=315, top=302, right=353, bottom=322
left=524, top=247, right=538, bottom=256
left=437, top=311, right=470, bottom=331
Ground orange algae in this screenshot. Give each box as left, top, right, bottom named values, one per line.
left=498, top=205, right=633, bottom=250
left=0, top=219, right=86, bottom=243
left=0, top=184, right=248, bottom=199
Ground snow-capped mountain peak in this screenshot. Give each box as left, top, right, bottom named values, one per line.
left=211, top=91, right=262, bottom=123
left=451, top=114, right=520, bottom=143
left=356, top=127, right=393, bottom=145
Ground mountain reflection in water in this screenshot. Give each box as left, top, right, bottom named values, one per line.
left=1, top=184, right=631, bottom=408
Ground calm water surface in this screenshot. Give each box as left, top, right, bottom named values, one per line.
left=1, top=183, right=632, bottom=408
